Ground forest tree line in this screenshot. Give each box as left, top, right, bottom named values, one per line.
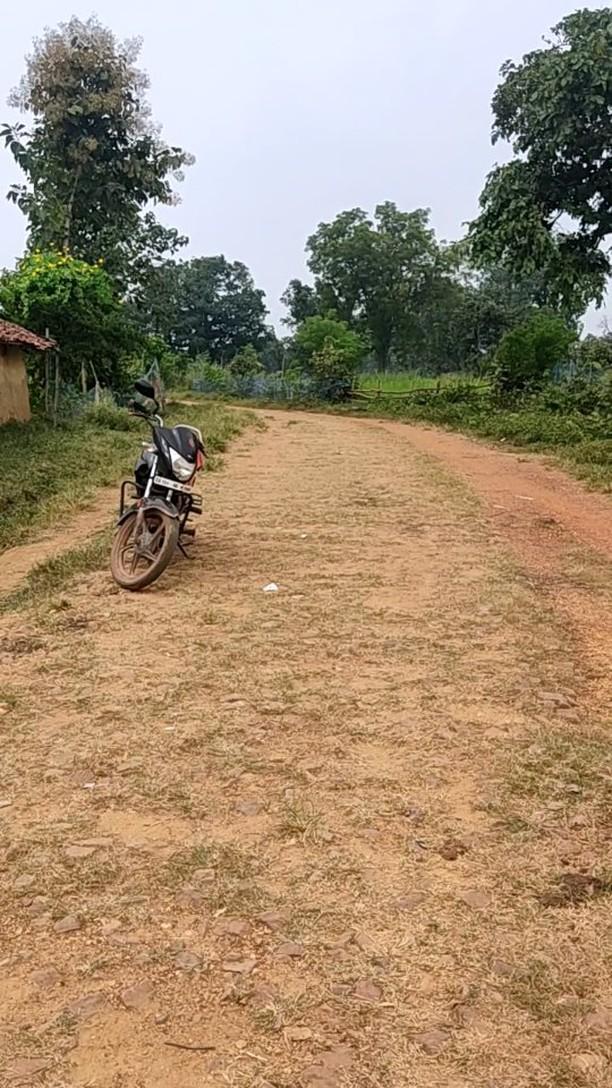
left=1, top=9, right=611, bottom=395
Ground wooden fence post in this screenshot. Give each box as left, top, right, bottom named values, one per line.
left=53, top=353, right=60, bottom=428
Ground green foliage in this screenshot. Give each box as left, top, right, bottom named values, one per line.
left=493, top=313, right=576, bottom=394
left=179, top=357, right=233, bottom=395
left=294, top=315, right=365, bottom=376
left=357, top=371, right=487, bottom=393
left=470, top=9, right=612, bottom=314
left=0, top=250, right=137, bottom=387
left=123, top=334, right=187, bottom=393
left=576, top=334, right=612, bottom=376
left=291, top=208, right=542, bottom=375
left=364, top=383, right=612, bottom=490
left=1, top=16, right=191, bottom=290
left=133, top=256, right=270, bottom=363
left=306, top=202, right=439, bottom=368
left=0, top=416, right=136, bottom=552
left=0, top=401, right=253, bottom=555
left=428, top=259, right=543, bottom=373
left=82, top=393, right=137, bottom=432
left=281, top=279, right=321, bottom=328
left=229, top=344, right=263, bottom=378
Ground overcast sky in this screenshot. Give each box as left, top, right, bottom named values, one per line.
left=0, top=1, right=608, bottom=331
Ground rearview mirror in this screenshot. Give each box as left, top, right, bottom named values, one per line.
left=128, top=398, right=149, bottom=417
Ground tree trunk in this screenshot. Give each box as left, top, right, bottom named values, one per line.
left=63, top=166, right=82, bottom=252
left=53, top=354, right=61, bottom=428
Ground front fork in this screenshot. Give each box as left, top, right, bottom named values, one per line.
left=134, top=455, right=158, bottom=538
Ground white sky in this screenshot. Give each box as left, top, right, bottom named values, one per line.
left=0, top=1, right=609, bottom=331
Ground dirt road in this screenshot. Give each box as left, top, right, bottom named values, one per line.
left=1, top=411, right=611, bottom=1087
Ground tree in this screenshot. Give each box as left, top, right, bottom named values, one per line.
left=576, top=332, right=612, bottom=376
left=0, top=251, right=138, bottom=388
left=469, top=9, right=612, bottom=316
left=228, top=344, right=263, bottom=377
left=293, top=315, right=365, bottom=375
left=1, top=16, right=191, bottom=290
left=306, top=202, right=440, bottom=368
left=281, top=279, right=321, bottom=327
left=421, top=261, right=542, bottom=374
left=493, top=312, right=576, bottom=394
left=135, top=256, right=269, bottom=362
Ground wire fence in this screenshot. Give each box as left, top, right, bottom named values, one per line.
left=191, top=373, right=352, bottom=403
left=38, top=358, right=166, bottom=425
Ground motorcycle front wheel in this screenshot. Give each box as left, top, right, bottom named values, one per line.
left=110, top=508, right=179, bottom=591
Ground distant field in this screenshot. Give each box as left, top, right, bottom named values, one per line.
left=356, top=371, right=485, bottom=392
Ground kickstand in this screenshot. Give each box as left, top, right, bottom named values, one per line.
left=178, top=541, right=194, bottom=560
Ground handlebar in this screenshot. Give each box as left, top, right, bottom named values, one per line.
left=128, top=400, right=164, bottom=427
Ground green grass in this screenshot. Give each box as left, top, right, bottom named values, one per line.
left=0, top=401, right=255, bottom=611
left=0, top=400, right=253, bottom=554
left=357, top=386, right=612, bottom=491
left=356, top=371, right=486, bottom=393
left=0, top=531, right=111, bottom=613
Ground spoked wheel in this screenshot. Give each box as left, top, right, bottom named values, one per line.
left=110, top=508, right=179, bottom=591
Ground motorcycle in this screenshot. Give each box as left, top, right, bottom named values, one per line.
left=110, top=378, right=206, bottom=591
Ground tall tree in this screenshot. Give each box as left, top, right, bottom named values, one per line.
left=134, top=256, right=270, bottom=362
left=306, top=202, right=439, bottom=368
left=2, top=16, right=191, bottom=289
left=469, top=8, right=612, bottom=316
left=280, top=279, right=321, bottom=327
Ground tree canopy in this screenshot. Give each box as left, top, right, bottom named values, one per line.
left=1, top=16, right=191, bottom=291
left=133, top=256, right=271, bottom=363
left=283, top=208, right=543, bottom=374
left=280, top=279, right=322, bottom=328
left=0, top=251, right=137, bottom=387
left=469, top=8, right=612, bottom=316
left=306, top=202, right=440, bottom=369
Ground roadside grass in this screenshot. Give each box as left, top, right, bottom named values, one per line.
left=0, top=400, right=253, bottom=554
left=177, top=375, right=612, bottom=491
left=279, top=797, right=324, bottom=843
left=360, top=392, right=612, bottom=491
left=356, top=370, right=487, bottom=392
left=504, top=728, right=610, bottom=806
left=0, top=401, right=255, bottom=611
left=0, top=531, right=111, bottom=613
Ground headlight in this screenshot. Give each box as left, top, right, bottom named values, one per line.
left=169, top=448, right=195, bottom=482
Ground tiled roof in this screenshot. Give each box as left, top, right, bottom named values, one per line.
left=0, top=320, right=56, bottom=351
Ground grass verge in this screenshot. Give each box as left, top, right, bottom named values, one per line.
left=0, top=400, right=254, bottom=554
left=0, top=401, right=255, bottom=611
left=356, top=370, right=487, bottom=393
left=0, top=531, right=111, bottom=613
left=356, top=390, right=612, bottom=491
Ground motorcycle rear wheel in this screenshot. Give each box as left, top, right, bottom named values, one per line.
left=110, top=509, right=179, bottom=591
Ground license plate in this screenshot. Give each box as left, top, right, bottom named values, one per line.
left=154, top=475, right=193, bottom=494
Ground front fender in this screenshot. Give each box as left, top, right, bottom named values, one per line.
left=117, top=497, right=179, bottom=527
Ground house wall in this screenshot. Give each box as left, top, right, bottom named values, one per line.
left=0, top=345, right=32, bottom=424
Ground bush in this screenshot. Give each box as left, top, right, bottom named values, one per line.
left=228, top=344, right=263, bottom=378
left=493, top=313, right=576, bottom=394
left=0, top=251, right=139, bottom=390
left=294, top=316, right=365, bottom=379
left=186, top=357, right=231, bottom=393
left=576, top=334, right=612, bottom=372
left=82, top=393, right=137, bottom=431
